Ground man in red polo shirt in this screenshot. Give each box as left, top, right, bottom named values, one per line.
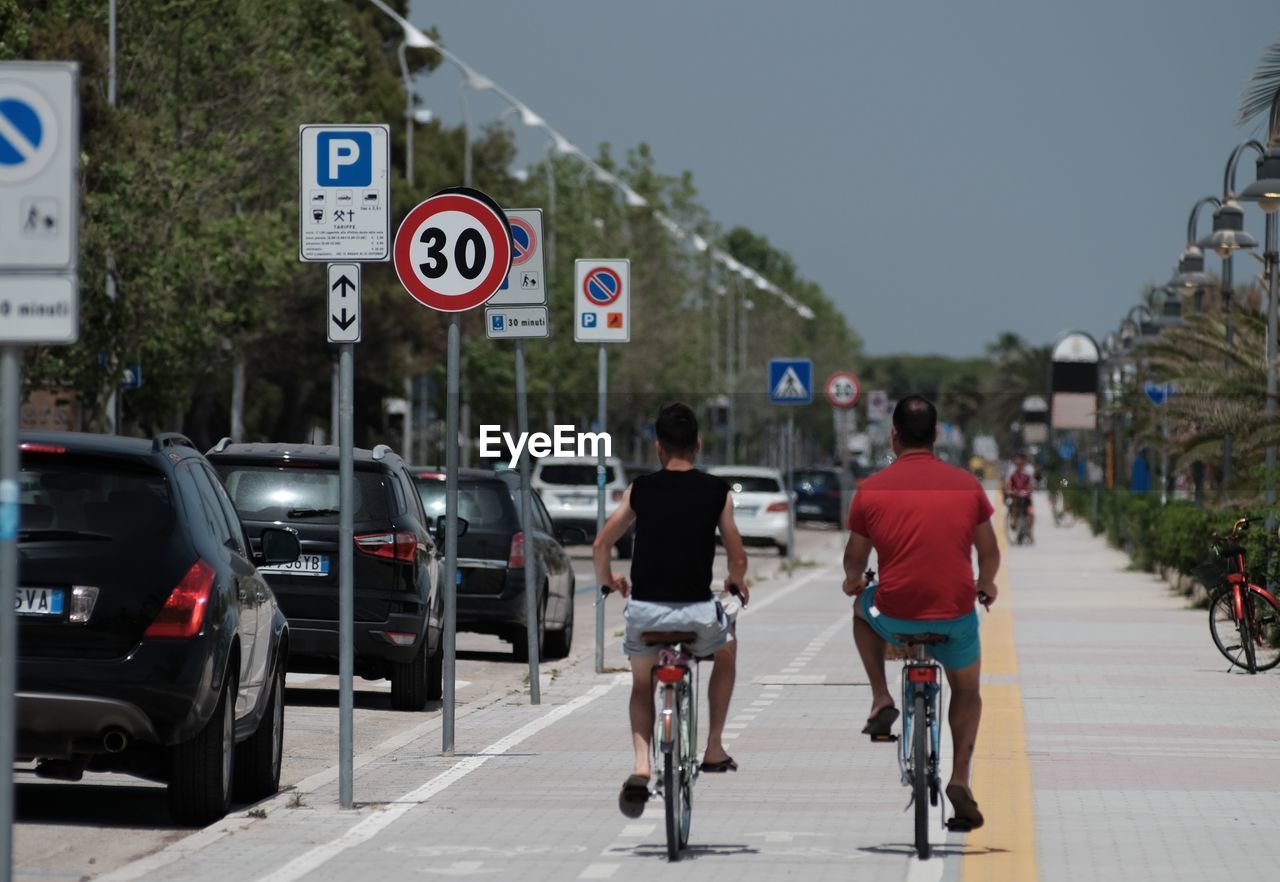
left=841, top=396, right=1001, bottom=830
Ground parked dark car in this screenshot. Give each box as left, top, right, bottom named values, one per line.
left=412, top=468, right=580, bottom=661
left=790, top=466, right=856, bottom=526
left=207, top=442, right=443, bottom=710
left=16, top=432, right=296, bottom=824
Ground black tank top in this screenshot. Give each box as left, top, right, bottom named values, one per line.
left=629, top=468, right=730, bottom=603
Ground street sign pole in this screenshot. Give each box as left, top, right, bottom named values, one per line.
left=785, top=412, right=795, bottom=562
left=443, top=314, right=460, bottom=753
left=515, top=339, right=540, bottom=704
left=337, top=342, right=355, bottom=808
left=1, top=348, right=19, bottom=882
left=595, top=344, right=607, bottom=674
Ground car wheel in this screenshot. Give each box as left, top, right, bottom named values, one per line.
left=233, top=661, right=285, bottom=803
left=168, top=667, right=236, bottom=825
left=512, top=589, right=547, bottom=663
left=426, top=634, right=444, bottom=702
left=391, top=639, right=430, bottom=711
left=776, top=542, right=789, bottom=557
left=544, top=589, right=574, bottom=659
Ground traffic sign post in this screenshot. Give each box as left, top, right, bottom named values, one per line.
left=0, top=63, right=79, bottom=880
left=1144, top=381, right=1174, bottom=505
left=299, top=125, right=390, bottom=263
left=394, top=188, right=512, bottom=739
left=825, top=371, right=860, bottom=513
left=490, top=209, right=546, bottom=306
left=574, top=259, right=630, bottom=673
left=768, top=359, right=812, bottom=563
left=485, top=306, right=548, bottom=339
left=327, top=264, right=361, bottom=343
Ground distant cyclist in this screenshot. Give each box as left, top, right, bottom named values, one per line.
left=840, top=396, right=1000, bottom=830
left=593, top=403, right=750, bottom=818
left=1004, top=452, right=1035, bottom=536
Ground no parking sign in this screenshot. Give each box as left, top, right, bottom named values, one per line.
left=575, top=259, right=629, bottom=342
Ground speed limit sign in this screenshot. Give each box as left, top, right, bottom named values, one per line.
left=394, top=188, right=513, bottom=312
left=824, top=371, right=861, bottom=408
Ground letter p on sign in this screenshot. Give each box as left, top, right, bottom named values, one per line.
left=318, top=131, right=372, bottom=186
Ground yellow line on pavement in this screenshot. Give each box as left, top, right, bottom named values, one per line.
left=963, top=495, right=1037, bottom=882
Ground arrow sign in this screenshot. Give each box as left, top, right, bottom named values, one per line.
left=331, top=273, right=357, bottom=297
left=327, top=263, right=361, bottom=343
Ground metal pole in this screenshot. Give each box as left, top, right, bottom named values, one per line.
left=443, top=315, right=460, bottom=752
left=545, top=148, right=556, bottom=288
left=1265, top=211, right=1278, bottom=511
left=104, top=0, right=118, bottom=434
left=594, top=345, right=607, bottom=674
left=1160, top=419, right=1169, bottom=506
left=515, top=342, right=540, bottom=702
left=398, top=41, right=414, bottom=188
left=230, top=354, right=245, bottom=443
left=337, top=343, right=355, bottom=808
left=1, top=347, right=21, bottom=882
left=724, top=284, right=736, bottom=462
left=461, top=84, right=472, bottom=189
left=402, top=377, right=413, bottom=463
left=1222, top=253, right=1234, bottom=487
left=330, top=358, right=339, bottom=445
left=785, top=413, right=795, bottom=562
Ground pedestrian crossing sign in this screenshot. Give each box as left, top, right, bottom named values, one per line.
left=768, top=358, right=813, bottom=405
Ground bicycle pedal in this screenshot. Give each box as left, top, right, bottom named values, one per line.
left=945, top=818, right=977, bottom=833
left=869, top=733, right=898, bottom=743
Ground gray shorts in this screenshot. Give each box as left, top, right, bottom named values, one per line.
left=622, top=598, right=734, bottom=658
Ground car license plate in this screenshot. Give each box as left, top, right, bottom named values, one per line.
left=260, top=554, right=330, bottom=577
left=560, top=494, right=592, bottom=505
left=798, top=504, right=821, bottom=514
left=16, top=587, right=63, bottom=616
left=735, top=506, right=759, bottom=517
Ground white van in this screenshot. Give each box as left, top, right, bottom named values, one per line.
left=531, top=456, right=634, bottom=558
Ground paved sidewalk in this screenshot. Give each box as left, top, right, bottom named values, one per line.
left=84, top=495, right=1280, bottom=882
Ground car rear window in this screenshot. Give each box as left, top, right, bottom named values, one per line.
left=538, top=464, right=615, bottom=485
left=215, top=466, right=391, bottom=523
left=719, top=474, right=782, bottom=493
left=792, top=471, right=836, bottom=491
left=414, top=479, right=512, bottom=529
left=18, top=454, right=173, bottom=540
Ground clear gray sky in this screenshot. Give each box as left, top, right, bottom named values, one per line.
left=407, top=1, right=1278, bottom=356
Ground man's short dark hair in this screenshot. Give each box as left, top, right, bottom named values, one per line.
left=892, top=395, right=938, bottom=448
left=655, top=403, right=699, bottom=456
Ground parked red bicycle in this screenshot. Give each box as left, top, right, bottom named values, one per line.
left=1207, top=518, right=1280, bottom=674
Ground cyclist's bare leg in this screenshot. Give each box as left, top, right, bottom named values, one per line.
left=629, top=656, right=659, bottom=778
left=943, top=658, right=982, bottom=789
left=703, top=639, right=737, bottom=765
left=853, top=604, right=894, bottom=717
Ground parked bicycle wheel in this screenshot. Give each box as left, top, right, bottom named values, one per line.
left=1210, top=588, right=1258, bottom=672
left=1245, top=589, right=1280, bottom=671
left=912, top=691, right=930, bottom=860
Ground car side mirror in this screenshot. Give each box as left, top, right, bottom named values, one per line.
left=259, top=527, right=300, bottom=566
left=558, top=526, right=589, bottom=545
left=433, top=515, right=469, bottom=540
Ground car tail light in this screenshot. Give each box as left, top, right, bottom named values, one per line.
left=611, top=489, right=624, bottom=502
left=416, top=472, right=445, bottom=481
left=766, top=501, right=789, bottom=513
left=384, top=631, right=417, bottom=646
left=19, top=442, right=66, bottom=454
left=508, top=531, right=525, bottom=568
left=69, top=585, right=100, bottom=624
left=145, top=560, right=214, bottom=639
left=355, top=531, right=417, bottom=562
left=906, top=665, right=937, bottom=683
left=656, top=665, right=686, bottom=684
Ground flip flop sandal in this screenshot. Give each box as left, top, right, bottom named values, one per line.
left=861, top=706, right=899, bottom=741
left=945, top=784, right=985, bottom=831
left=618, top=774, right=650, bottom=818
left=699, top=756, right=738, bottom=773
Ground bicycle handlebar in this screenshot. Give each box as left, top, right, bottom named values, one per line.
left=599, top=582, right=745, bottom=603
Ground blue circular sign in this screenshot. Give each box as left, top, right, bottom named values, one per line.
left=0, top=98, right=42, bottom=165
left=0, top=82, right=58, bottom=182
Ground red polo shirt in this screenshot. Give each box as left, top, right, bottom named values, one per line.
left=847, top=450, right=994, bottom=620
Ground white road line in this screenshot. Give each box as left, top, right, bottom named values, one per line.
left=255, top=677, right=625, bottom=882
left=743, top=566, right=835, bottom=614
left=578, top=864, right=620, bottom=879
left=618, top=823, right=654, bottom=837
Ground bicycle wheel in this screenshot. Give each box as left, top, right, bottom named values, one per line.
left=912, top=691, right=929, bottom=860
left=677, top=680, right=693, bottom=848
left=663, top=693, right=683, bottom=861
left=1210, top=588, right=1255, bottom=672
left=1246, top=589, right=1280, bottom=671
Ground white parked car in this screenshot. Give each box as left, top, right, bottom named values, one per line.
left=709, top=465, right=791, bottom=557
left=531, top=456, right=634, bottom=558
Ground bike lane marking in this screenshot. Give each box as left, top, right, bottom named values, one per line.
left=961, top=494, right=1038, bottom=882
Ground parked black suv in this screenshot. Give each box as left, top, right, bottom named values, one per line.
left=790, top=466, right=856, bottom=526
left=412, top=468, right=580, bottom=661
left=16, top=432, right=297, bottom=824
left=207, top=442, right=443, bottom=710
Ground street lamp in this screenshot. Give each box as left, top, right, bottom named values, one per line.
left=1237, top=96, right=1280, bottom=509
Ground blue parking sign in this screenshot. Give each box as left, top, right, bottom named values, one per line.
left=581, top=313, right=597, bottom=328
left=316, top=131, right=372, bottom=186
left=491, top=314, right=505, bottom=333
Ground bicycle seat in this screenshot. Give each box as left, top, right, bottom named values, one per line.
left=641, top=630, right=698, bottom=646
left=893, top=632, right=949, bottom=646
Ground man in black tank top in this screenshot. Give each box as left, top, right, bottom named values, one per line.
left=593, top=403, right=750, bottom=817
